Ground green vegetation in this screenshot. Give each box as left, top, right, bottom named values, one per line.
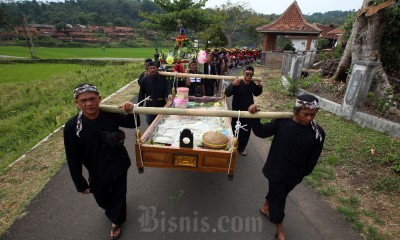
left=0, top=46, right=154, bottom=59
left=315, top=38, right=329, bottom=51
left=366, top=89, right=398, bottom=112
left=0, top=63, right=89, bottom=83
left=140, top=0, right=211, bottom=33
left=0, top=62, right=143, bottom=173
left=0, top=0, right=161, bottom=28
left=306, top=10, right=356, bottom=25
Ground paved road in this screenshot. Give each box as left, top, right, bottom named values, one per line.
left=1, top=69, right=362, bottom=239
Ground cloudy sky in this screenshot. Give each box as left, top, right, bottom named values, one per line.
left=205, top=0, right=364, bottom=15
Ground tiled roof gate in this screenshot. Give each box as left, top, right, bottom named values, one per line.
left=256, top=0, right=320, bottom=52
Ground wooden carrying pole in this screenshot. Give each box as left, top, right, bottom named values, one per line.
left=99, top=105, right=293, bottom=119
left=158, top=71, right=263, bottom=81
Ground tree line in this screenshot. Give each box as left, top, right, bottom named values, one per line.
left=0, top=0, right=354, bottom=48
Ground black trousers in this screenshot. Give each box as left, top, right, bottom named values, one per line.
left=204, top=84, right=214, bottom=96
left=265, top=179, right=297, bottom=224
left=231, top=118, right=251, bottom=152
left=90, top=173, right=128, bottom=225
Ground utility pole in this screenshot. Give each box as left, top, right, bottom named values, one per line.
left=22, top=13, right=37, bottom=59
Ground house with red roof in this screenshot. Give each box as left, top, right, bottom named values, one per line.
left=327, top=27, right=344, bottom=47
left=285, top=23, right=340, bottom=51
left=256, top=0, right=320, bottom=52
left=6, top=23, right=136, bottom=43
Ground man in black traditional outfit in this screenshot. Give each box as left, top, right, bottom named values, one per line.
left=203, top=53, right=221, bottom=96
left=138, top=61, right=173, bottom=125
left=185, top=59, right=204, bottom=97
left=64, top=83, right=140, bottom=240
left=225, top=65, right=263, bottom=156
left=248, top=94, right=325, bottom=240
left=138, top=58, right=152, bottom=87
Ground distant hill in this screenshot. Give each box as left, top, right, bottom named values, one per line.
left=305, top=10, right=356, bottom=25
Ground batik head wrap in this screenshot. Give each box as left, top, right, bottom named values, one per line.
left=294, top=94, right=320, bottom=111
left=73, top=83, right=99, bottom=137
left=294, top=94, right=323, bottom=142
left=73, top=83, right=99, bottom=99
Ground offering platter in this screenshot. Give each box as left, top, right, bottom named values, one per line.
left=135, top=96, right=238, bottom=180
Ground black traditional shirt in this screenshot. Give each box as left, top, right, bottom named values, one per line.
left=225, top=81, right=263, bottom=111
left=203, top=62, right=221, bottom=88
left=252, top=118, right=325, bottom=185
left=187, top=71, right=204, bottom=96
left=138, top=71, right=147, bottom=87
left=64, top=111, right=139, bottom=192
left=138, top=74, right=171, bottom=107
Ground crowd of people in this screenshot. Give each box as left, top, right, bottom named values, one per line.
left=63, top=49, right=324, bottom=240
left=202, top=47, right=263, bottom=75
left=142, top=48, right=263, bottom=99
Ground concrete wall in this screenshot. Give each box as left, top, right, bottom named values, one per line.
left=281, top=76, right=400, bottom=138
left=264, top=52, right=285, bottom=68
left=291, top=39, right=317, bottom=52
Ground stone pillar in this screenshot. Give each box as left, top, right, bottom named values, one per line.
left=281, top=53, right=295, bottom=77
left=289, top=56, right=305, bottom=81
left=310, top=52, right=316, bottom=66
left=341, top=60, right=381, bottom=119
left=261, top=52, right=266, bottom=65
left=303, top=51, right=315, bottom=69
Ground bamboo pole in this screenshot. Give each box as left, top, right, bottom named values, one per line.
left=158, top=71, right=263, bottom=81
left=99, top=105, right=293, bottom=119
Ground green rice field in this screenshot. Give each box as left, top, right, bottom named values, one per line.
left=0, top=46, right=154, bottom=59
left=0, top=62, right=143, bottom=172
left=0, top=63, right=99, bottom=83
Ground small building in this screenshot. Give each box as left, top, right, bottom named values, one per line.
left=29, top=24, right=56, bottom=34
left=327, top=27, right=344, bottom=47
left=256, top=0, right=321, bottom=52
left=14, top=26, right=37, bottom=37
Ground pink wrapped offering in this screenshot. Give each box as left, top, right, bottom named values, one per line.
left=176, top=87, right=189, bottom=100
left=174, top=98, right=188, bottom=108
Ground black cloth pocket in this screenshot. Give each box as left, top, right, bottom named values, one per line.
left=102, top=130, right=126, bottom=148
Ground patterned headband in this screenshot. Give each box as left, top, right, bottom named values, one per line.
left=73, top=84, right=99, bottom=98
left=295, top=99, right=320, bottom=110
left=295, top=98, right=323, bottom=142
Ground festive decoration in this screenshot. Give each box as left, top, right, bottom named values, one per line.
left=159, top=20, right=198, bottom=64
left=197, top=54, right=207, bottom=64
left=175, top=34, right=191, bottom=48
left=166, top=56, right=174, bottom=64
left=174, top=20, right=192, bottom=49
left=199, top=50, right=207, bottom=57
